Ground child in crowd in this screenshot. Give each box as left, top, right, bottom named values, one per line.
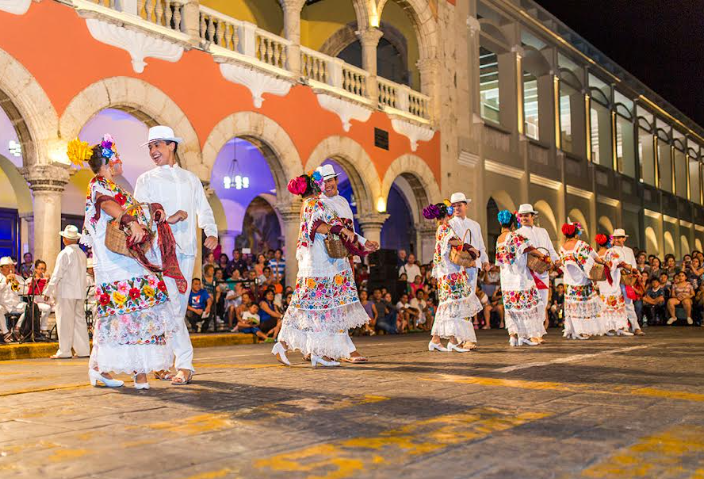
left=236, top=303, right=269, bottom=341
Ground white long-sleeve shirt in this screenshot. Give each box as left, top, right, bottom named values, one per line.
left=0, top=272, right=21, bottom=310
left=134, top=165, right=218, bottom=256
left=45, top=244, right=87, bottom=300
left=612, top=245, right=637, bottom=268
left=448, top=216, right=488, bottom=265
left=516, top=225, right=559, bottom=280
left=320, top=194, right=367, bottom=245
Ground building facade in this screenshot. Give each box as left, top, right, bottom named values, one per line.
left=0, top=0, right=701, bottom=283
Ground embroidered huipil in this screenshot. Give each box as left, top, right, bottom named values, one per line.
left=320, top=194, right=367, bottom=246
left=278, top=196, right=369, bottom=359
left=448, top=216, right=488, bottom=288
left=430, top=223, right=480, bottom=343
left=82, top=176, right=173, bottom=374
left=495, top=232, right=546, bottom=338
left=560, top=240, right=604, bottom=337
left=597, top=248, right=629, bottom=331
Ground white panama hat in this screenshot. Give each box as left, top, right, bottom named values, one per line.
left=142, top=126, right=183, bottom=147
left=0, top=256, right=16, bottom=267
left=517, top=203, right=538, bottom=215
left=316, top=164, right=339, bottom=180
left=60, top=225, right=82, bottom=240
left=612, top=228, right=629, bottom=238
left=450, top=192, right=471, bottom=204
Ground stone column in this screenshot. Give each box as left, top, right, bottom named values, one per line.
left=357, top=27, right=384, bottom=106
left=417, top=57, right=442, bottom=126
left=19, top=213, right=34, bottom=257
left=182, top=0, right=201, bottom=47
left=219, top=230, right=238, bottom=259
left=357, top=213, right=389, bottom=246
left=281, top=0, right=306, bottom=77
left=276, top=203, right=301, bottom=288
left=415, top=222, right=436, bottom=265
left=23, top=165, right=69, bottom=272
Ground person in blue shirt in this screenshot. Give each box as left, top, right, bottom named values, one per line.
left=186, top=278, right=212, bottom=333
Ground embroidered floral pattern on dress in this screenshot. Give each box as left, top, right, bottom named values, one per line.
left=565, top=283, right=597, bottom=302
left=296, top=196, right=343, bottom=250
left=562, top=241, right=594, bottom=267
left=502, top=287, right=540, bottom=311
left=599, top=293, right=626, bottom=313
left=291, top=269, right=359, bottom=310
left=433, top=224, right=456, bottom=269
left=437, top=270, right=471, bottom=304
left=495, top=233, right=530, bottom=266
left=95, top=273, right=169, bottom=318
left=92, top=303, right=169, bottom=347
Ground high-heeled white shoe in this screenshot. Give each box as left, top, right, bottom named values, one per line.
left=617, top=329, right=634, bottom=336
left=519, top=338, right=539, bottom=346
left=271, top=342, right=291, bottom=366
left=509, top=336, right=518, bottom=347
left=133, top=376, right=150, bottom=390
left=447, top=342, right=470, bottom=353
left=428, top=341, right=448, bottom=352
left=311, top=355, right=340, bottom=367
left=89, top=369, right=124, bottom=388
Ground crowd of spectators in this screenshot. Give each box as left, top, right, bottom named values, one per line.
left=4, top=242, right=704, bottom=345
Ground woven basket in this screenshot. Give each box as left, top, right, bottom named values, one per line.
left=449, top=228, right=475, bottom=268
left=589, top=263, right=606, bottom=282
left=325, top=235, right=348, bottom=259
left=620, top=270, right=636, bottom=286
left=105, top=203, right=154, bottom=258
left=527, top=247, right=551, bottom=274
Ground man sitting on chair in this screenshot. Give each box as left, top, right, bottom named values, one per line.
left=0, top=257, right=27, bottom=343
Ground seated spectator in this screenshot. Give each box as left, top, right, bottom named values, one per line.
left=643, top=276, right=666, bottom=325
left=409, top=290, right=428, bottom=330
left=664, top=254, right=678, bottom=282
left=354, top=263, right=369, bottom=290
left=261, top=266, right=275, bottom=288
left=19, top=252, right=34, bottom=279
left=269, top=249, right=285, bottom=286
left=636, top=252, right=650, bottom=274
left=282, top=291, right=293, bottom=313
left=359, top=290, right=376, bottom=335
left=409, top=275, right=426, bottom=298
left=649, top=256, right=663, bottom=280
left=371, top=289, right=397, bottom=334
left=254, top=254, right=267, bottom=278
left=667, top=271, right=695, bottom=325
left=227, top=249, right=247, bottom=277
left=659, top=272, right=671, bottom=290
left=489, top=286, right=504, bottom=329
left=186, top=278, right=212, bottom=333
left=258, top=289, right=282, bottom=340
left=424, top=297, right=436, bottom=331
left=475, top=286, right=491, bottom=330
left=203, top=252, right=217, bottom=271
left=549, top=281, right=565, bottom=328
left=399, top=254, right=421, bottom=286
left=686, top=256, right=704, bottom=289
left=236, top=303, right=269, bottom=341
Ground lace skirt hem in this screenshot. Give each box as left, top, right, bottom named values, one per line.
left=89, top=343, right=173, bottom=375
left=505, top=305, right=547, bottom=338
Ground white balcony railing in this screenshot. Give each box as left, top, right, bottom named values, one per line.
left=77, top=1, right=431, bottom=123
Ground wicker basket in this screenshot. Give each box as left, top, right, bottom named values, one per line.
left=325, top=235, right=348, bottom=259
left=620, top=270, right=636, bottom=286
left=589, top=263, right=606, bottom=282
left=449, top=228, right=476, bottom=268
left=527, top=247, right=551, bottom=274
left=105, top=203, right=154, bottom=258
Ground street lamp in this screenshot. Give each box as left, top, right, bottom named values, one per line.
left=223, top=139, right=250, bottom=190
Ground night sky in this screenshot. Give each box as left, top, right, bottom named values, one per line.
left=534, top=0, right=704, bottom=128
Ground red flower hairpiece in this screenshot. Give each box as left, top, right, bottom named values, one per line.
left=561, top=223, right=577, bottom=236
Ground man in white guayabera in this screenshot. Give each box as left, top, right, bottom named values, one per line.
left=134, top=126, right=218, bottom=385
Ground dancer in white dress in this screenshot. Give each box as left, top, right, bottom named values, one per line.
left=495, top=210, right=549, bottom=347
left=595, top=234, right=633, bottom=337
left=425, top=202, right=476, bottom=353
left=273, top=173, right=371, bottom=367
left=559, top=223, right=606, bottom=340
left=71, top=135, right=179, bottom=389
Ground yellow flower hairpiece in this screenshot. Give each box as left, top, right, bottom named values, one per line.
left=66, top=138, right=92, bottom=168
left=443, top=199, right=452, bottom=207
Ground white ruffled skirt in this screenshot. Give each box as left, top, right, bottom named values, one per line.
left=278, top=268, right=367, bottom=359
left=563, top=284, right=605, bottom=337
left=432, top=295, right=479, bottom=343
left=502, top=288, right=547, bottom=339
left=599, top=293, right=630, bottom=331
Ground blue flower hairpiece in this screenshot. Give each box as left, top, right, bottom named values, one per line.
left=497, top=209, right=513, bottom=225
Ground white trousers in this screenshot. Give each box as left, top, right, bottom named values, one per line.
left=164, top=253, right=195, bottom=372
left=55, top=298, right=90, bottom=358
left=621, top=285, right=641, bottom=331
left=1, top=302, right=26, bottom=334
left=16, top=302, right=51, bottom=331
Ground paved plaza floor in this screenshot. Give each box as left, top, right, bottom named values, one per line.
left=1, top=328, right=703, bottom=478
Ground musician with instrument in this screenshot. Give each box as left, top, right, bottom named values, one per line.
left=0, top=256, right=26, bottom=343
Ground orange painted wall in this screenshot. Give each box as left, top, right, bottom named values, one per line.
left=0, top=2, right=441, bottom=186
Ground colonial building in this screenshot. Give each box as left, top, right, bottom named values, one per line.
left=0, top=0, right=701, bottom=283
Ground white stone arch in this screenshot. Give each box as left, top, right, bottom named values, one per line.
left=681, top=235, right=691, bottom=256
left=598, top=216, right=614, bottom=235
left=305, top=136, right=380, bottom=216
left=208, top=194, right=228, bottom=231
left=645, top=226, right=659, bottom=256
left=0, top=154, right=32, bottom=215
left=533, top=200, right=557, bottom=239
left=0, top=48, right=59, bottom=167
left=381, top=153, right=441, bottom=217
left=664, top=231, right=675, bottom=256
left=567, top=208, right=590, bottom=243
left=487, top=189, right=517, bottom=212
left=695, top=238, right=703, bottom=253
left=202, top=111, right=303, bottom=205
left=59, top=77, right=205, bottom=178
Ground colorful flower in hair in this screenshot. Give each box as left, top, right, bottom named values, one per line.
left=595, top=234, right=610, bottom=247
left=287, top=176, right=308, bottom=196
left=311, top=170, right=323, bottom=186
left=573, top=222, right=584, bottom=236
left=497, top=209, right=513, bottom=225
left=447, top=206, right=454, bottom=216
left=443, top=199, right=452, bottom=208
left=100, top=133, right=118, bottom=161
left=561, top=223, right=577, bottom=236
left=423, top=204, right=440, bottom=220
left=514, top=211, right=521, bottom=227
left=67, top=138, right=93, bottom=168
